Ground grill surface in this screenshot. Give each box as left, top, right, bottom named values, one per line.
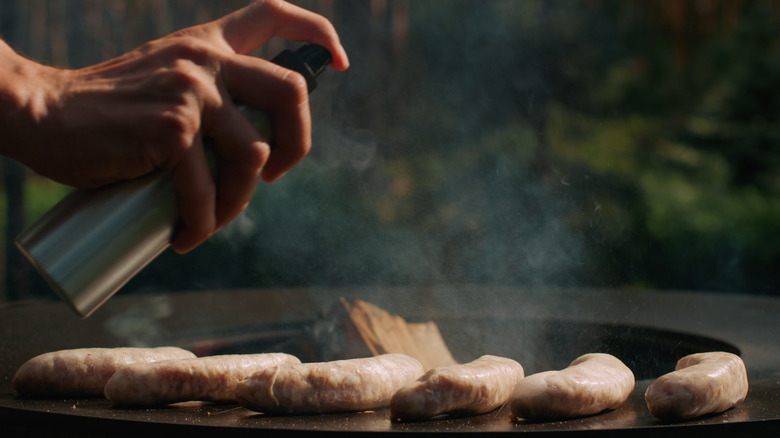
left=1, top=286, right=778, bottom=436
left=1, top=379, right=778, bottom=437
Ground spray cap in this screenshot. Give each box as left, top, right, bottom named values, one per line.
left=271, top=44, right=333, bottom=92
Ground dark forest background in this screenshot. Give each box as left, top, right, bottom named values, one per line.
left=2, top=0, right=779, bottom=301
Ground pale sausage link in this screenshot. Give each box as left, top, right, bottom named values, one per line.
left=390, top=355, right=524, bottom=421
left=645, top=351, right=748, bottom=421
left=104, top=353, right=301, bottom=406
left=12, top=347, right=196, bottom=398
left=235, top=353, right=425, bottom=414
left=509, top=353, right=635, bottom=422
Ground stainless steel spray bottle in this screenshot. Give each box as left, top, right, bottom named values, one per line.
left=15, top=44, right=333, bottom=318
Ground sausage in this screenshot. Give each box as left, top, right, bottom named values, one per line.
left=645, top=351, right=748, bottom=421
left=235, top=353, right=425, bottom=415
left=12, top=347, right=196, bottom=398
left=104, top=353, right=301, bottom=406
left=508, top=353, right=635, bottom=422
left=390, top=355, right=525, bottom=421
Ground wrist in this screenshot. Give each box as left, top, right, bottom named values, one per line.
left=0, top=41, right=63, bottom=162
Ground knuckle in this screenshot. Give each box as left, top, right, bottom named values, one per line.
left=166, top=101, right=199, bottom=132
left=150, top=38, right=222, bottom=98
left=164, top=35, right=218, bottom=67
left=263, top=0, right=288, bottom=16
left=310, top=15, right=337, bottom=38
left=246, top=141, right=271, bottom=169
left=277, top=68, right=310, bottom=104
left=157, top=61, right=211, bottom=97
left=156, top=107, right=198, bottom=159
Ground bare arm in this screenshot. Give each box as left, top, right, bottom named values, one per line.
left=0, top=0, right=349, bottom=253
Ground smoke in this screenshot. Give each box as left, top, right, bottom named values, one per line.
left=315, top=126, right=378, bottom=174
left=121, top=1, right=602, bottom=297
left=104, top=295, right=173, bottom=347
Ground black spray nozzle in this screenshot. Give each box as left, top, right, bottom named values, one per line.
left=271, top=44, right=333, bottom=93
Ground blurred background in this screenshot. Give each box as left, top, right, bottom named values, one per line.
left=1, top=0, right=779, bottom=303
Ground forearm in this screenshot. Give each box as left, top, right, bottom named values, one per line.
left=0, top=40, right=61, bottom=164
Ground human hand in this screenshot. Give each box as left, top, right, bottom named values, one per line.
left=0, top=0, right=349, bottom=253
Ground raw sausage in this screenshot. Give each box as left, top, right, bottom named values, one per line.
left=13, top=347, right=195, bottom=398
left=104, top=353, right=300, bottom=406
left=235, top=353, right=425, bottom=414
left=390, top=355, right=524, bottom=421
left=509, top=353, right=635, bottom=422
left=645, top=351, right=748, bottom=421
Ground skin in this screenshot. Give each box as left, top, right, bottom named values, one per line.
left=0, top=0, right=349, bottom=253
left=104, top=353, right=301, bottom=406
left=235, top=354, right=425, bottom=414
left=508, top=353, right=635, bottom=422
left=645, top=351, right=749, bottom=421
left=12, top=347, right=196, bottom=398
left=390, top=355, right=525, bottom=422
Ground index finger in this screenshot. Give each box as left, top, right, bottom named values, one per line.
left=213, top=0, right=349, bottom=70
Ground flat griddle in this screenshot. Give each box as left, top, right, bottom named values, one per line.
left=1, top=379, right=779, bottom=437
left=2, top=287, right=779, bottom=436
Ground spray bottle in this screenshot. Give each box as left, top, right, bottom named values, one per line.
left=15, top=44, right=332, bottom=318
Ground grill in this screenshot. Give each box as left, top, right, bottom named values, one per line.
left=1, top=286, right=779, bottom=436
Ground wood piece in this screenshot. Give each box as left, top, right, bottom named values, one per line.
left=341, top=298, right=458, bottom=370
left=275, top=298, right=458, bottom=370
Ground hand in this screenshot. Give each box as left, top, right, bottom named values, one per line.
left=0, top=0, right=349, bottom=253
